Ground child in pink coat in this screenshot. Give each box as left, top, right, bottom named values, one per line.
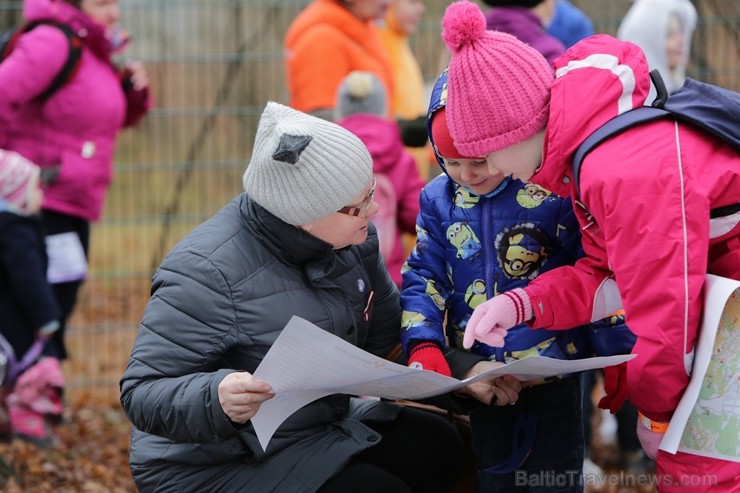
left=440, top=2, right=739, bottom=491
left=335, top=71, right=424, bottom=286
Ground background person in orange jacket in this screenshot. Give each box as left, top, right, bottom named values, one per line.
left=378, top=0, right=433, bottom=183
left=285, top=0, right=394, bottom=122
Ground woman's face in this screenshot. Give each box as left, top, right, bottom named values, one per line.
left=344, top=0, right=393, bottom=22
left=665, top=14, right=686, bottom=71
left=302, top=178, right=379, bottom=249
left=393, top=0, right=425, bottom=35
left=80, top=0, right=120, bottom=30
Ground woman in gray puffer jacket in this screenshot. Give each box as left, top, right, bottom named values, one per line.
left=120, top=102, right=475, bottom=493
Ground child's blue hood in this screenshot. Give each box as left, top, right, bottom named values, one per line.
left=426, top=68, right=450, bottom=171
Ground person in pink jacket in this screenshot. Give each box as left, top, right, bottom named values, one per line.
left=439, top=2, right=739, bottom=491
left=335, top=71, right=424, bottom=287
left=0, top=0, right=150, bottom=441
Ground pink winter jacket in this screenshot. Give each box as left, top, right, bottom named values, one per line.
left=337, top=114, right=424, bottom=286
left=0, top=0, right=151, bottom=222
left=525, top=35, right=739, bottom=422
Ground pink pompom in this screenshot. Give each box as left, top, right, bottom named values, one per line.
left=442, top=1, right=486, bottom=53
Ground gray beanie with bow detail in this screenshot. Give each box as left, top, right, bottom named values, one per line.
left=243, top=102, right=373, bottom=226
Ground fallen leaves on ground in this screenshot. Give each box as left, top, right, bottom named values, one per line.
left=0, top=395, right=658, bottom=493
left=0, top=396, right=136, bottom=493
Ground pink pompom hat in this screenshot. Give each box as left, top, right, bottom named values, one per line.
left=441, top=0, right=553, bottom=157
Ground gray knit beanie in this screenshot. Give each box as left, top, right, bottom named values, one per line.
left=335, top=71, right=388, bottom=119
left=243, top=102, right=373, bottom=225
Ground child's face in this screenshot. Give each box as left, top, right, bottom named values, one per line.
left=443, top=157, right=506, bottom=196
left=665, top=14, right=686, bottom=71
left=485, top=131, right=545, bottom=182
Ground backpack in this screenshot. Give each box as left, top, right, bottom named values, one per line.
left=0, top=19, right=83, bottom=101
left=572, top=70, right=740, bottom=214
left=371, top=173, right=398, bottom=262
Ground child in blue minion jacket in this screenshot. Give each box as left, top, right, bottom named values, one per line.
left=401, top=69, right=599, bottom=492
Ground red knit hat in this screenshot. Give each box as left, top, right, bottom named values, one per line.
left=430, top=107, right=468, bottom=159
left=442, top=1, right=553, bottom=157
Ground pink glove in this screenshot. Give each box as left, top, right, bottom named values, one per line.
left=463, top=289, right=533, bottom=348
left=408, top=342, right=452, bottom=376
left=636, top=417, right=666, bottom=460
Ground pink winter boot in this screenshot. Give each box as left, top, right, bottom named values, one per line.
left=6, top=358, right=65, bottom=447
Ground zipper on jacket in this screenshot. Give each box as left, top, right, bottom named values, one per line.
left=482, top=199, right=496, bottom=300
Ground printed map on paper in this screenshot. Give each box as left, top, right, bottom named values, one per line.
left=679, top=290, right=740, bottom=461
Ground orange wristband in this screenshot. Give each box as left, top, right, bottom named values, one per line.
left=637, top=410, right=669, bottom=434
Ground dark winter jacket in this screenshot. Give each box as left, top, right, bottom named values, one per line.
left=120, top=194, right=477, bottom=492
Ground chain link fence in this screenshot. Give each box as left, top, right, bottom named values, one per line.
left=0, top=0, right=737, bottom=402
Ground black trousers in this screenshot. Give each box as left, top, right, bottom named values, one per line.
left=41, top=210, right=90, bottom=360
left=319, top=405, right=466, bottom=493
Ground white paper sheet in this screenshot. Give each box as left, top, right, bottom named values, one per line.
left=251, top=316, right=634, bottom=450
left=660, top=275, right=740, bottom=461
left=45, top=232, right=87, bottom=284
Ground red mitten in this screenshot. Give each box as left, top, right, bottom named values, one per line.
left=408, top=342, right=452, bottom=377
left=598, top=362, right=628, bottom=414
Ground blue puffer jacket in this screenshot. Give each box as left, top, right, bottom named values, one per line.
left=401, top=69, right=591, bottom=363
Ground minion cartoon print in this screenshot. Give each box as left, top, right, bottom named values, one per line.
left=401, top=310, right=426, bottom=330
left=454, top=186, right=479, bottom=209
left=425, top=279, right=446, bottom=310
left=413, top=225, right=430, bottom=256
left=516, top=183, right=552, bottom=209
left=510, top=338, right=557, bottom=359
left=495, top=223, right=549, bottom=279
left=464, top=279, right=487, bottom=310
left=447, top=222, right=481, bottom=260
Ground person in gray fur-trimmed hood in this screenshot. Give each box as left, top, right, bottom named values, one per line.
left=119, top=102, right=482, bottom=493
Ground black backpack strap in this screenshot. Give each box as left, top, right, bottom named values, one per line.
left=710, top=202, right=740, bottom=219
left=33, top=21, right=83, bottom=101
left=1, top=20, right=82, bottom=101
left=571, top=106, right=671, bottom=197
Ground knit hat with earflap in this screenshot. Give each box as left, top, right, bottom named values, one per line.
left=0, top=149, right=41, bottom=216
left=243, top=102, right=373, bottom=226
left=442, top=0, right=553, bottom=157
left=335, top=71, right=388, bottom=119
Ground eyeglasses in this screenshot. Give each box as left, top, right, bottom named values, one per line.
left=337, top=178, right=376, bottom=218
